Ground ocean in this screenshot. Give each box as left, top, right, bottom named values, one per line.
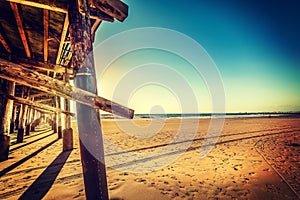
left=99, top=112, right=300, bottom=119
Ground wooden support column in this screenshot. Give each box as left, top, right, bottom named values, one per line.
left=56, top=96, right=62, bottom=138
left=25, top=97, right=33, bottom=136
left=52, top=98, right=57, bottom=134
left=10, top=105, right=17, bottom=134
left=0, top=80, right=14, bottom=161
left=69, top=0, right=108, bottom=199
left=14, top=106, right=20, bottom=130
left=3, top=81, right=15, bottom=135
left=63, top=71, right=73, bottom=151
left=30, top=109, right=36, bottom=131
left=17, top=87, right=30, bottom=143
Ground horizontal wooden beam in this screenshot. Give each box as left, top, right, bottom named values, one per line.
left=35, top=98, right=52, bottom=103
left=0, top=59, right=134, bottom=119
left=0, top=91, right=74, bottom=116
left=29, top=92, right=49, bottom=98
left=7, top=0, right=121, bottom=22
left=7, top=0, right=67, bottom=13
left=90, top=0, right=128, bottom=22
left=0, top=31, right=11, bottom=54
left=10, top=2, right=31, bottom=58
left=90, top=7, right=114, bottom=22
left=14, top=101, right=51, bottom=115
left=13, top=57, right=71, bottom=73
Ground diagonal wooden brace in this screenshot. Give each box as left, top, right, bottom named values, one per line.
left=0, top=58, right=134, bottom=119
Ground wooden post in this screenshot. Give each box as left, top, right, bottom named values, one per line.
left=10, top=105, right=17, bottom=134
left=63, top=71, right=73, bottom=151
left=14, top=106, right=20, bottom=130
left=3, top=81, right=15, bottom=135
left=56, top=96, right=62, bottom=138
left=52, top=114, right=57, bottom=133
left=25, top=97, right=33, bottom=136
left=0, top=80, right=14, bottom=161
left=69, top=0, right=108, bottom=199
left=17, top=87, right=30, bottom=143
left=30, top=109, right=36, bottom=131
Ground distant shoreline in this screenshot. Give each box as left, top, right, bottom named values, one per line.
left=95, top=112, right=300, bottom=120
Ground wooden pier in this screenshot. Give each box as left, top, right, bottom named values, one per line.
left=0, top=0, right=132, bottom=199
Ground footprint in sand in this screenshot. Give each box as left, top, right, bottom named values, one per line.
left=134, top=178, right=146, bottom=183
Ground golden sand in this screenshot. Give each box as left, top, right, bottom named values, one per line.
left=0, top=117, right=299, bottom=199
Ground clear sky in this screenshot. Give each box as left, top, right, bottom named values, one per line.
left=93, top=0, right=300, bottom=114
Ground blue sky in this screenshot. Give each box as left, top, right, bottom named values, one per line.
left=94, top=0, right=300, bottom=113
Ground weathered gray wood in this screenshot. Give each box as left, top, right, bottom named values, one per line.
left=0, top=58, right=134, bottom=119
left=69, top=0, right=108, bottom=198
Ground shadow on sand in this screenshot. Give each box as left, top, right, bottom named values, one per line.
left=19, top=150, right=72, bottom=200
left=0, top=139, right=59, bottom=177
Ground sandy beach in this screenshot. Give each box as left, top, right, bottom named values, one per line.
left=0, top=117, right=299, bottom=200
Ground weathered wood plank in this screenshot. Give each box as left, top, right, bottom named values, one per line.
left=0, top=58, right=134, bottom=119
left=10, top=2, right=31, bottom=58
left=43, top=9, right=49, bottom=62
left=90, top=0, right=128, bottom=22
